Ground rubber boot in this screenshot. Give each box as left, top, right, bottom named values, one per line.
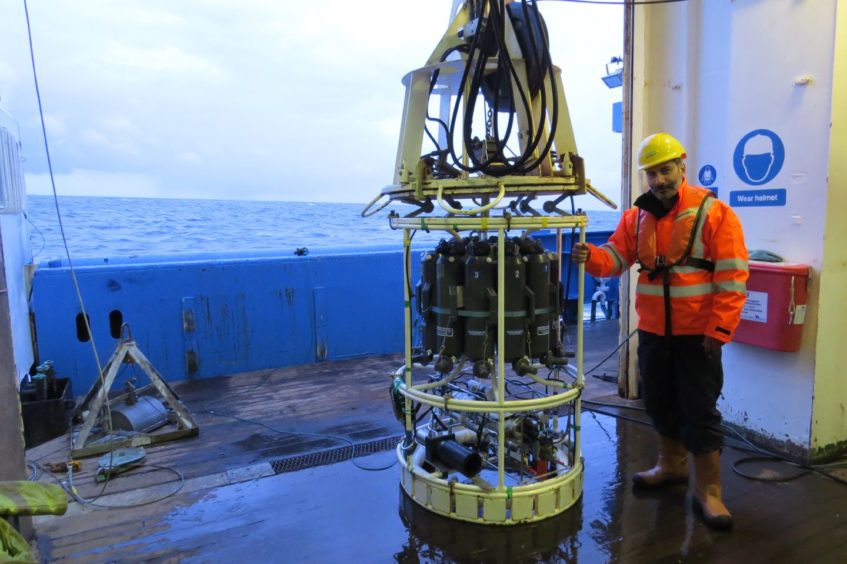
left=632, top=435, right=689, bottom=489
left=692, top=450, right=733, bottom=530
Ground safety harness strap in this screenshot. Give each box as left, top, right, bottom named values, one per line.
left=662, top=269, right=673, bottom=339
left=638, top=192, right=715, bottom=338
left=682, top=256, right=715, bottom=272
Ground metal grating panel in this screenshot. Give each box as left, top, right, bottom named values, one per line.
left=270, top=435, right=402, bottom=474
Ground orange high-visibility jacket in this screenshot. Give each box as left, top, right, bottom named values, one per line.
left=584, top=179, right=749, bottom=343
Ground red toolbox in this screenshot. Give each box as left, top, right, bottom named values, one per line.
left=733, top=261, right=810, bottom=352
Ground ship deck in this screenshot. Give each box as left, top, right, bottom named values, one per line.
left=24, top=319, right=847, bottom=563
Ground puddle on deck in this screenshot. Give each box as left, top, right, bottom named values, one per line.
left=33, top=408, right=847, bottom=563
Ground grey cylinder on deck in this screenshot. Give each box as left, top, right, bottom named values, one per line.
left=110, top=396, right=169, bottom=433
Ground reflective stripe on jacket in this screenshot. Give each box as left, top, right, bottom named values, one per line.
left=584, top=180, right=749, bottom=342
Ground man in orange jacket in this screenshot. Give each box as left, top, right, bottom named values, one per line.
left=572, top=132, right=748, bottom=530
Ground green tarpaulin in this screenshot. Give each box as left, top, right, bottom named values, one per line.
left=0, top=481, right=67, bottom=563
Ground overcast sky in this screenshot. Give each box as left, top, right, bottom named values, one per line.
left=0, top=0, right=622, bottom=208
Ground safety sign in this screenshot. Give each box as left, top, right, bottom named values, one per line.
left=698, top=164, right=717, bottom=186
left=740, top=290, right=768, bottom=323
left=729, top=189, right=786, bottom=207
left=733, top=129, right=785, bottom=186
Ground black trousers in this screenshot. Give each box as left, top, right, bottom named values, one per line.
left=637, top=330, right=724, bottom=454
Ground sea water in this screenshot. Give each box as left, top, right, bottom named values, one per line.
left=25, top=195, right=620, bottom=262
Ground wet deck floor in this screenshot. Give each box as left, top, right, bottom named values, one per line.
left=25, top=319, right=847, bottom=563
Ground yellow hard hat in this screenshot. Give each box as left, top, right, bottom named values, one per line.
left=637, top=133, right=686, bottom=170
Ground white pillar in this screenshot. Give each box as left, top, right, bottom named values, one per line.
left=0, top=230, right=27, bottom=481
left=811, top=0, right=847, bottom=461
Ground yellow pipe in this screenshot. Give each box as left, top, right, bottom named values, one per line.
left=524, top=368, right=568, bottom=389
left=555, top=226, right=563, bottom=434
left=403, top=228, right=414, bottom=466
left=497, top=227, right=506, bottom=491
left=445, top=228, right=462, bottom=241
left=575, top=225, right=586, bottom=462
left=393, top=215, right=587, bottom=229
left=415, top=358, right=466, bottom=391
left=361, top=192, right=390, bottom=217
left=437, top=182, right=506, bottom=215
left=399, top=384, right=580, bottom=412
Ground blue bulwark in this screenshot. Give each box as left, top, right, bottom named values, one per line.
left=612, top=102, right=623, bottom=133
left=32, top=250, right=406, bottom=391
left=730, top=189, right=786, bottom=207
left=32, top=232, right=617, bottom=390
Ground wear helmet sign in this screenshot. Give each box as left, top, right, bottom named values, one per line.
left=733, top=129, right=785, bottom=186
left=729, top=129, right=787, bottom=207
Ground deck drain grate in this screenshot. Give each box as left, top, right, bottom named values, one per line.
left=270, top=435, right=402, bottom=474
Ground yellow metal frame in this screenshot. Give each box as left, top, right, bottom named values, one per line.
left=389, top=51, right=582, bottom=203
left=396, top=214, right=587, bottom=525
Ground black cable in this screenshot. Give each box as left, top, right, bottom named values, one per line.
left=586, top=409, right=615, bottom=442
left=443, top=0, right=559, bottom=177
left=201, top=371, right=396, bottom=472
left=415, top=405, right=434, bottom=425
left=404, top=230, right=416, bottom=303
left=479, top=1, right=525, bottom=171
left=720, top=424, right=847, bottom=486
left=730, top=456, right=809, bottom=483
left=31, top=457, right=185, bottom=510
left=476, top=413, right=488, bottom=449
left=797, top=464, right=847, bottom=487
left=583, top=398, right=645, bottom=411
left=445, top=1, right=486, bottom=171
left=583, top=403, right=847, bottom=487
left=560, top=198, right=576, bottom=350
left=67, top=464, right=185, bottom=509
left=582, top=404, right=652, bottom=427
left=585, top=329, right=636, bottom=376
left=27, top=460, right=40, bottom=481
left=507, top=377, right=543, bottom=399
left=404, top=232, right=420, bottom=363
left=425, top=45, right=469, bottom=152
left=202, top=371, right=272, bottom=413
left=430, top=409, right=449, bottom=432
left=473, top=0, right=552, bottom=175
left=24, top=211, right=46, bottom=259
left=205, top=408, right=396, bottom=472
left=509, top=0, right=559, bottom=173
